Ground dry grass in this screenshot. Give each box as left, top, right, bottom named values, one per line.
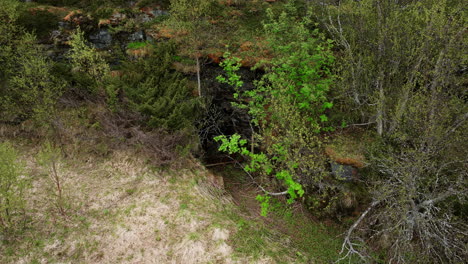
left=324, top=130, right=375, bottom=168
left=0, top=145, right=287, bottom=263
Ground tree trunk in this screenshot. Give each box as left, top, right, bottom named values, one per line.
left=196, top=57, right=201, bottom=97
left=376, top=73, right=385, bottom=136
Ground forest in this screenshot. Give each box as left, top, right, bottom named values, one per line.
left=0, top=0, right=466, bottom=263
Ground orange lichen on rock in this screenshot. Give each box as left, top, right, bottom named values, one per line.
left=29, top=6, right=69, bottom=16
left=109, top=70, right=124, bottom=78
left=219, top=0, right=235, bottom=6
left=139, top=6, right=153, bottom=16
left=239, top=56, right=258, bottom=68
left=126, top=47, right=153, bottom=58
left=236, top=38, right=272, bottom=68
left=239, top=41, right=254, bottom=52
left=325, top=147, right=365, bottom=168
left=228, top=10, right=243, bottom=17
left=156, top=26, right=188, bottom=39
left=207, top=51, right=223, bottom=64
left=63, top=10, right=82, bottom=22
left=139, top=5, right=162, bottom=17
left=98, top=19, right=111, bottom=27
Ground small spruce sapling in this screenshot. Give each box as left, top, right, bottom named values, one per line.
left=37, top=141, right=67, bottom=217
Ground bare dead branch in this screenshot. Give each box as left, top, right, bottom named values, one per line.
left=336, top=200, right=380, bottom=263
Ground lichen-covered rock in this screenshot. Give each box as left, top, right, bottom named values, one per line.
left=89, top=29, right=113, bottom=49
left=331, top=161, right=357, bottom=181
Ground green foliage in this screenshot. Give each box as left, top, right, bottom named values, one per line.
left=37, top=141, right=68, bottom=216
left=117, top=41, right=200, bottom=131
left=166, top=0, right=222, bottom=58
left=216, top=52, right=244, bottom=90
left=0, top=0, right=22, bottom=91
left=215, top=134, right=305, bottom=216
left=311, top=0, right=467, bottom=261
left=255, top=195, right=271, bottom=217
left=35, top=0, right=130, bottom=10
left=315, top=0, right=466, bottom=135
left=137, top=0, right=171, bottom=8
left=215, top=1, right=335, bottom=216
left=169, top=0, right=220, bottom=23
left=127, top=41, right=148, bottom=50
left=259, top=1, right=335, bottom=132
left=68, top=28, right=110, bottom=93
left=0, top=141, right=27, bottom=234
left=0, top=0, right=20, bottom=23
left=0, top=24, right=64, bottom=124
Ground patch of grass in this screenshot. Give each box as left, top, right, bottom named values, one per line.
left=188, top=232, right=200, bottom=241
left=268, top=198, right=345, bottom=263
left=127, top=41, right=148, bottom=50
left=211, top=206, right=289, bottom=262
left=172, top=55, right=196, bottom=65
left=91, top=7, right=114, bottom=20
left=325, top=130, right=376, bottom=168
left=125, top=188, right=137, bottom=195
left=123, top=204, right=137, bottom=215
left=212, top=168, right=345, bottom=263
left=142, top=14, right=170, bottom=27
left=154, top=229, right=162, bottom=241
left=231, top=218, right=292, bottom=262
left=168, top=176, right=177, bottom=185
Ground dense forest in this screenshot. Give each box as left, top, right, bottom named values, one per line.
left=1, top=0, right=466, bottom=263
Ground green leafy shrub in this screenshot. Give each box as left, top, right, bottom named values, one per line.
left=1, top=0, right=64, bottom=124
left=0, top=0, right=22, bottom=89
left=0, top=141, right=27, bottom=234
left=0, top=29, right=65, bottom=124
left=68, top=28, right=110, bottom=94
left=215, top=1, right=336, bottom=216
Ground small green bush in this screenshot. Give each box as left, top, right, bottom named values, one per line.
left=37, top=142, right=68, bottom=217
left=0, top=141, right=27, bottom=234
left=68, top=28, right=110, bottom=94
left=215, top=2, right=335, bottom=216
left=0, top=32, right=65, bottom=124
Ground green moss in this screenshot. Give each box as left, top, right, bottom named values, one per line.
left=127, top=41, right=148, bottom=50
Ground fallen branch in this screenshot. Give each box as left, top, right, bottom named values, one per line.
left=336, top=200, right=380, bottom=263
left=205, top=161, right=236, bottom=167
left=226, top=156, right=289, bottom=197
